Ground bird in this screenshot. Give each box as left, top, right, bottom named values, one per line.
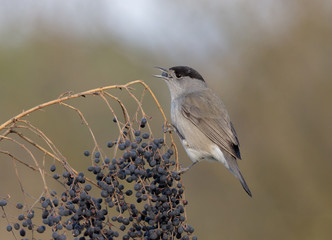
left=154, top=66, right=252, bottom=197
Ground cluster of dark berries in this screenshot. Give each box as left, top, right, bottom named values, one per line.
left=1, top=117, right=197, bottom=239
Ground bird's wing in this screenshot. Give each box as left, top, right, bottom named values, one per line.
left=181, top=89, right=241, bottom=159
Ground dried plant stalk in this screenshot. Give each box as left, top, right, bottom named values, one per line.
left=0, top=80, right=196, bottom=240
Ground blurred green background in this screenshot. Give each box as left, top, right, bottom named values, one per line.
left=1, top=1, right=332, bottom=239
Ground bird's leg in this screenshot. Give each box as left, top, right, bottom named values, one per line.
left=162, top=123, right=174, bottom=133
left=178, top=161, right=199, bottom=174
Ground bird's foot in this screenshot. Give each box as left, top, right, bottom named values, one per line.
left=177, top=166, right=190, bottom=175
left=177, top=161, right=198, bottom=175
left=162, top=123, right=174, bottom=133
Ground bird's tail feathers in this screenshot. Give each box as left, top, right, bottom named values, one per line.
left=227, top=157, right=252, bottom=197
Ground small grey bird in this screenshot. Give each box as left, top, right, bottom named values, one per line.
left=154, top=66, right=252, bottom=197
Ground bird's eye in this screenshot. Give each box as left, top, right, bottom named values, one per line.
left=175, top=73, right=182, bottom=78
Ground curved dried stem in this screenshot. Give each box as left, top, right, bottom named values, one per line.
left=0, top=80, right=189, bottom=238
left=0, top=136, right=48, bottom=191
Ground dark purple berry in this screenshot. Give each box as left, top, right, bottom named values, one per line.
left=142, top=133, right=150, bottom=139
left=19, top=229, right=26, bottom=236
left=140, top=118, right=147, bottom=128
left=0, top=200, right=7, bottom=207
left=50, top=165, right=56, bottom=172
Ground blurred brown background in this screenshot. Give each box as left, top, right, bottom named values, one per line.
left=1, top=1, right=332, bottom=239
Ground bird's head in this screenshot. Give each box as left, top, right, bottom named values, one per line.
left=154, top=66, right=207, bottom=100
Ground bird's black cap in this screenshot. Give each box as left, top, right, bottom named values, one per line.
left=170, top=66, right=205, bottom=82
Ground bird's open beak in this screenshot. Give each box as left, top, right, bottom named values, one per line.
left=153, top=66, right=169, bottom=80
